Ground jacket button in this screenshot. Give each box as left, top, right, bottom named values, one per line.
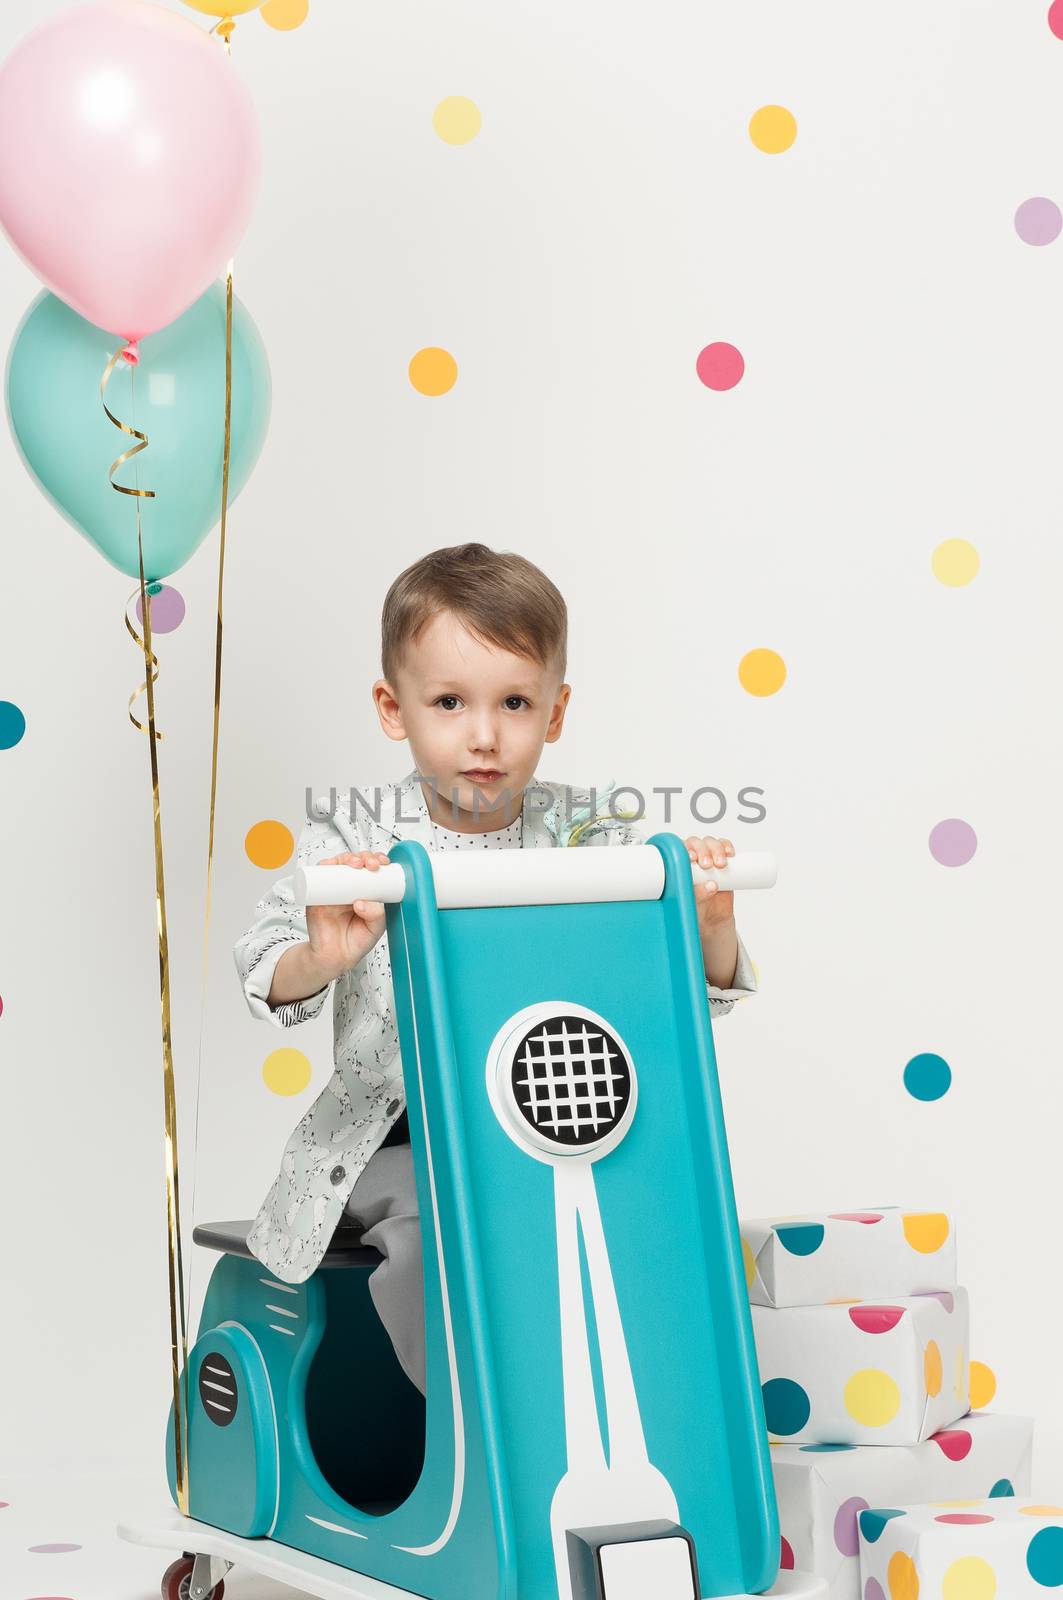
left=329, top=1165, right=346, bottom=1185
left=386, top=1099, right=400, bottom=1116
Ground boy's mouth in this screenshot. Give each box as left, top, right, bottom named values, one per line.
left=462, top=768, right=504, bottom=781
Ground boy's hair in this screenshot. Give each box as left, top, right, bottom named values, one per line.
left=381, top=542, right=568, bottom=687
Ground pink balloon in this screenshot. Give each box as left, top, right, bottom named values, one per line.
left=0, top=0, right=259, bottom=342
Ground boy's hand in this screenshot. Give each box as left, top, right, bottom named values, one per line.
left=306, top=851, right=391, bottom=979
left=684, top=834, right=737, bottom=934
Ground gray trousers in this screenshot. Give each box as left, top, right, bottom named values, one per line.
left=343, top=1130, right=426, bottom=1396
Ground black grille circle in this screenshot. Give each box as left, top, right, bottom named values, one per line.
left=510, top=1014, right=631, bottom=1147
left=198, top=1352, right=238, bottom=1427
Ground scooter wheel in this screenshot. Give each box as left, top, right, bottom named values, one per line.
left=161, top=1555, right=226, bottom=1600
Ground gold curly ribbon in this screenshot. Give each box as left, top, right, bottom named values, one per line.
left=101, top=346, right=190, bottom=1515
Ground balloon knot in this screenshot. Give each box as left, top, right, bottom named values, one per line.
left=217, top=17, right=236, bottom=40
left=120, top=341, right=140, bottom=366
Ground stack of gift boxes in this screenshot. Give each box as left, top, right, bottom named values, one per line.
left=739, top=1206, right=1049, bottom=1597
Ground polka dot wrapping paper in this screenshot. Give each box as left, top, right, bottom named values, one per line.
left=770, top=1411, right=1032, bottom=1598
left=858, top=1495, right=1063, bottom=1598
left=752, top=1289, right=970, bottom=1446
left=740, top=1208, right=957, bottom=1309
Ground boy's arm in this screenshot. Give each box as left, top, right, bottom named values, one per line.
left=234, top=803, right=351, bottom=1029
left=581, top=810, right=758, bottom=1017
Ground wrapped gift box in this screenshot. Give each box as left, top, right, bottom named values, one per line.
left=752, top=1288, right=970, bottom=1445
left=859, top=1493, right=1063, bottom=1597
left=741, top=1208, right=957, bottom=1309
left=772, top=1411, right=1033, bottom=1599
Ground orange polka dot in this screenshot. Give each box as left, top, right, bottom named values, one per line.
left=924, top=1340, right=943, bottom=1397
left=887, top=1549, right=920, bottom=1600
left=969, top=1359, right=996, bottom=1409
left=245, top=819, right=295, bottom=870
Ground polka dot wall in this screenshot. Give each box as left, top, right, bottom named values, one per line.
left=3, top=1, right=1063, bottom=1587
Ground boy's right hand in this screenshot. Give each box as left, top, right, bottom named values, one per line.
left=305, top=851, right=392, bottom=979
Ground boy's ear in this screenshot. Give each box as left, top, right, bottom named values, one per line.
left=543, top=682, right=571, bottom=743
left=372, top=678, right=406, bottom=741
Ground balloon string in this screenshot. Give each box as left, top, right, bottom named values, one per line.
left=101, top=349, right=190, bottom=1517
left=187, top=257, right=234, bottom=1378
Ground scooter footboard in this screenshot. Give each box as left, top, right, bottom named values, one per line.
left=387, top=831, right=779, bottom=1600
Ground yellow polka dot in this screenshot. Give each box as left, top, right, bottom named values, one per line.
left=409, top=347, right=458, bottom=396
left=969, top=1359, right=996, bottom=1410
left=245, top=819, right=295, bottom=870
left=902, top=1212, right=950, bottom=1253
left=924, top=1339, right=942, bottom=1397
left=433, top=95, right=482, bottom=145
left=738, top=648, right=786, bottom=697
left=930, top=1500, right=984, bottom=1508
left=932, top=538, right=980, bottom=587
left=844, top=1368, right=901, bottom=1428
left=262, top=1047, right=312, bottom=1097
left=1019, top=1505, right=1063, bottom=1516
left=260, top=0, right=309, bottom=27
left=942, top=1556, right=995, bottom=1600
left=887, top=1550, right=920, bottom=1600
left=741, top=1235, right=756, bottom=1290
left=826, top=1298, right=864, bottom=1305
left=749, top=104, right=797, bottom=154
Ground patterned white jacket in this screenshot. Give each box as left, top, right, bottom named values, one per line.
left=234, top=768, right=758, bottom=1284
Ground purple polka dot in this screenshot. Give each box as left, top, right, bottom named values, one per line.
left=912, top=1289, right=955, bottom=1313
left=28, top=1543, right=82, bottom=1554
left=1015, top=197, right=1063, bottom=245
left=835, top=1495, right=870, bottom=1556
left=135, top=583, right=186, bottom=634
left=929, top=817, right=977, bottom=867
left=865, top=1581, right=886, bottom=1600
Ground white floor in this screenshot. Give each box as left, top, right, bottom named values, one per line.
left=1, top=1462, right=318, bottom=1600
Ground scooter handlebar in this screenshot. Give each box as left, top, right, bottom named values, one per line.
left=292, top=846, right=777, bottom=910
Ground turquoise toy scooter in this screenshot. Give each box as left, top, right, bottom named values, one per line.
left=119, top=833, right=826, bottom=1599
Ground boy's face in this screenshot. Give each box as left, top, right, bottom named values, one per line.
left=372, top=609, right=570, bottom=827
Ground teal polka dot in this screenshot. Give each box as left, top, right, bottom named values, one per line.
left=762, top=1377, right=811, bottom=1435
left=904, top=1052, right=952, bottom=1101
left=777, top=1224, right=825, bottom=1257
left=859, top=1509, right=906, bottom=1544
left=0, top=701, right=25, bottom=750
left=990, top=1479, right=1015, bottom=1497
left=801, top=1443, right=856, bottom=1452
left=1027, top=1525, right=1063, bottom=1586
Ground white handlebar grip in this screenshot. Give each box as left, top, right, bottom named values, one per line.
left=294, top=862, right=407, bottom=906
left=689, top=851, right=777, bottom=892
left=295, top=847, right=777, bottom=908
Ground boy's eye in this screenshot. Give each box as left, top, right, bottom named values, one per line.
left=433, top=694, right=530, bottom=711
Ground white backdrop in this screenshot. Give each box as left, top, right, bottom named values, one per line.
left=1, top=0, right=1061, bottom=1570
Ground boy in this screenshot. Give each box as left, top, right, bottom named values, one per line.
left=234, top=542, right=757, bottom=1395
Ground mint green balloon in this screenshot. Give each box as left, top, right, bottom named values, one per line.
left=5, top=281, right=271, bottom=582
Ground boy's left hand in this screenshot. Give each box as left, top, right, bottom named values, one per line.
left=684, top=834, right=737, bottom=934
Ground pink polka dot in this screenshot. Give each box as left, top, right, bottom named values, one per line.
left=935, top=1513, right=995, bottom=1524
left=28, top=1544, right=82, bottom=1554
left=1051, top=0, right=1063, bottom=39
left=780, top=1534, right=795, bottom=1570
left=929, top=817, right=977, bottom=867
left=1015, top=196, right=1063, bottom=244
left=930, top=1428, right=973, bottom=1461
left=696, top=342, right=745, bottom=391
left=830, top=1212, right=884, bottom=1224
left=0, top=1500, right=8, bottom=1507
left=0, top=994, right=4, bottom=1019
left=135, top=583, right=186, bottom=634
left=849, top=1305, right=906, bottom=1334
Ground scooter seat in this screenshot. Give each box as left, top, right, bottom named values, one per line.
left=192, top=1219, right=384, bottom=1269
